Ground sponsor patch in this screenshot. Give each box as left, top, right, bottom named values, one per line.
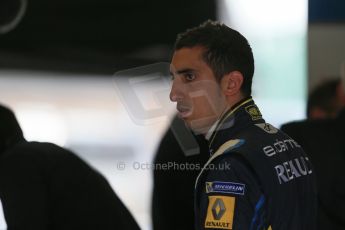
left=255, top=123, right=278, bottom=134
left=206, top=181, right=245, bottom=195
left=245, top=105, right=262, bottom=120
left=205, top=196, right=235, bottom=229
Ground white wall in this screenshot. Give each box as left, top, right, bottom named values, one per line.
left=308, top=24, right=345, bottom=91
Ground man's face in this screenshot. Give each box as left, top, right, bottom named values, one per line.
left=169, top=46, right=228, bottom=134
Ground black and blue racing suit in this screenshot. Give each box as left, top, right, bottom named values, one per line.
left=195, top=97, right=317, bottom=230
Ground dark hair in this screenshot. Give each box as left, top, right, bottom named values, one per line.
left=174, top=20, right=254, bottom=96
left=307, top=78, right=341, bottom=118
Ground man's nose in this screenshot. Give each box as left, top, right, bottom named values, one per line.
left=169, top=78, right=183, bottom=102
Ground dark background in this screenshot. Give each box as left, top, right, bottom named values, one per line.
left=0, top=0, right=216, bottom=74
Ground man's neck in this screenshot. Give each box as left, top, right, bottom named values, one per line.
left=204, top=95, right=249, bottom=140
left=204, top=104, right=232, bottom=140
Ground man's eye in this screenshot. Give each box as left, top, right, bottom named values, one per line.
left=184, top=73, right=196, bottom=81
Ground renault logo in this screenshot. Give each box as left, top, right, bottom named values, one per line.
left=212, top=198, right=226, bottom=220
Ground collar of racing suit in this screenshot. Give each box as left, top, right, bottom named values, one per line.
left=207, top=96, right=266, bottom=156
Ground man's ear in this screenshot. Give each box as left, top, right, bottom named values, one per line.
left=221, top=71, right=244, bottom=96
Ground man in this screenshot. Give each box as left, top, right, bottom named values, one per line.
left=169, top=20, right=317, bottom=229
left=281, top=75, right=345, bottom=229
left=152, top=116, right=209, bottom=230
left=0, top=104, right=140, bottom=230
left=281, top=108, right=345, bottom=230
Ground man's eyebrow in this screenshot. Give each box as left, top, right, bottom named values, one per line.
left=171, top=68, right=195, bottom=75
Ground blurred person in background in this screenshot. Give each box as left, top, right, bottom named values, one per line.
left=281, top=73, right=345, bottom=229
left=0, top=104, right=140, bottom=230
left=152, top=116, right=209, bottom=230
left=307, top=78, right=345, bottom=119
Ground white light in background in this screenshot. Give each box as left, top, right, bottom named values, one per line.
left=0, top=73, right=174, bottom=230
left=219, top=0, right=308, bottom=126
left=15, top=104, right=68, bottom=147
left=0, top=198, right=6, bottom=230
left=222, top=0, right=308, bottom=37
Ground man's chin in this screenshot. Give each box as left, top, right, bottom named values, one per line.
left=185, top=117, right=216, bottom=136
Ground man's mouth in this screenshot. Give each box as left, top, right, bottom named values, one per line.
left=176, top=104, right=192, bottom=119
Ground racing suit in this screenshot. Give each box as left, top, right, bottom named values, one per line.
left=195, top=97, right=317, bottom=230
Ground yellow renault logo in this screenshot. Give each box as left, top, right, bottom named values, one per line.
left=205, top=196, right=235, bottom=229
left=212, top=198, right=226, bottom=220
